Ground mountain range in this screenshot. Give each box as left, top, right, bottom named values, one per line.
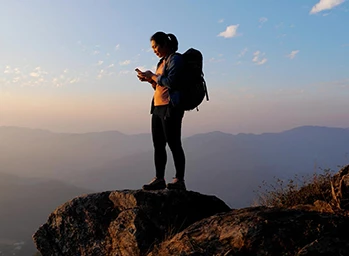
left=0, top=125, right=348, bottom=255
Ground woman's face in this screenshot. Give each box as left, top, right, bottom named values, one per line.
left=151, top=40, right=168, bottom=58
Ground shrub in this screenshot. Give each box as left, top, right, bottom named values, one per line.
left=254, top=168, right=335, bottom=208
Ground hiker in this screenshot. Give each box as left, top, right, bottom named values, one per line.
left=135, top=31, right=186, bottom=191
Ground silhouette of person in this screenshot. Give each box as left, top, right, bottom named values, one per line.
left=136, top=31, right=186, bottom=190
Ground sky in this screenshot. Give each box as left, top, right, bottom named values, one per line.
left=0, top=0, right=348, bottom=136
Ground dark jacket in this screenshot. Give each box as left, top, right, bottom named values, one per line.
left=150, top=53, right=185, bottom=114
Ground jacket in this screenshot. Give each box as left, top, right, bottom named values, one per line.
left=150, top=52, right=185, bottom=114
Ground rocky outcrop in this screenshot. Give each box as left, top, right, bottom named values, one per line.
left=151, top=207, right=349, bottom=256
left=33, top=190, right=230, bottom=256
left=33, top=165, right=349, bottom=256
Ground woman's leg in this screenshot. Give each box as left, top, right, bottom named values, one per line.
left=152, top=112, right=167, bottom=179
left=163, top=108, right=185, bottom=180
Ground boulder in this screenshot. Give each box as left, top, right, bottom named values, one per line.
left=33, top=189, right=230, bottom=256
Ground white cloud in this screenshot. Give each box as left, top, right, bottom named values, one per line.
left=4, top=66, right=12, bottom=74
left=252, top=51, right=268, bottom=65
left=30, top=72, right=40, bottom=77
left=238, top=48, right=248, bottom=58
left=97, top=60, right=104, bottom=66
left=69, top=78, right=80, bottom=84
left=97, top=69, right=105, bottom=79
left=119, top=60, right=131, bottom=66
left=252, top=51, right=260, bottom=62
left=108, top=64, right=115, bottom=68
left=93, top=50, right=100, bottom=55
left=310, top=0, right=345, bottom=14
left=218, top=19, right=224, bottom=23
left=115, top=44, right=120, bottom=50
left=287, top=50, right=300, bottom=59
left=218, top=25, right=239, bottom=38
left=259, top=17, right=268, bottom=27
left=257, top=58, right=268, bottom=65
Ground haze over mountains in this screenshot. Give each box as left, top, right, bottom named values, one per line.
left=0, top=125, right=348, bottom=255
left=1, top=126, right=349, bottom=206
left=0, top=172, right=92, bottom=256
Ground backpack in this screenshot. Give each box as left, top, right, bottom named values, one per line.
left=180, top=48, right=209, bottom=111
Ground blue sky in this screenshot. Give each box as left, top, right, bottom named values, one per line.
left=0, top=0, right=348, bottom=136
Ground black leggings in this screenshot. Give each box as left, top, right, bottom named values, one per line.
left=152, top=105, right=185, bottom=180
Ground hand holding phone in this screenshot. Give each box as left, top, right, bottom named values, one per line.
left=135, top=68, right=143, bottom=74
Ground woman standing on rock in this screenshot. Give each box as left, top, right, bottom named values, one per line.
left=135, top=31, right=186, bottom=191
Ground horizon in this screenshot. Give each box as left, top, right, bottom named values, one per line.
left=1, top=1, right=349, bottom=136
left=1, top=124, right=349, bottom=137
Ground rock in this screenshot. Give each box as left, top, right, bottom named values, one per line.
left=296, top=237, right=349, bottom=256
left=33, top=190, right=230, bottom=256
left=150, top=206, right=349, bottom=256
left=331, top=164, right=349, bottom=209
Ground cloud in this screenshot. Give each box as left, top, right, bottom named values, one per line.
left=97, top=60, right=104, bottom=66
left=4, top=66, right=12, bottom=74
left=12, top=77, right=21, bottom=83
left=218, top=19, right=224, bottom=23
left=119, top=70, right=130, bottom=75
left=238, top=48, right=248, bottom=58
left=252, top=51, right=260, bottom=62
left=120, top=60, right=131, bottom=66
left=93, top=50, right=100, bottom=55
left=97, top=69, right=105, bottom=79
left=208, top=57, right=225, bottom=63
left=218, top=25, right=239, bottom=38
left=252, top=51, right=268, bottom=65
left=108, top=64, right=115, bottom=68
left=310, top=0, right=345, bottom=14
left=259, top=17, right=268, bottom=27
left=30, top=72, right=40, bottom=77
left=69, top=78, right=80, bottom=84
left=287, top=50, right=300, bottom=59
left=115, top=44, right=120, bottom=50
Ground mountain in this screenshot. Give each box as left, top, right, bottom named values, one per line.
left=1, top=125, right=348, bottom=208
left=67, top=126, right=349, bottom=208
left=0, top=172, right=93, bottom=256
left=0, top=126, right=152, bottom=179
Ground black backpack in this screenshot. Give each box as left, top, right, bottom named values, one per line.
left=180, top=48, right=209, bottom=111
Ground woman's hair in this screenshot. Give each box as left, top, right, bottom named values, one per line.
left=150, top=31, right=178, bottom=52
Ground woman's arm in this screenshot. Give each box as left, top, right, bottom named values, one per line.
left=156, top=54, right=184, bottom=90
left=143, top=54, right=184, bottom=90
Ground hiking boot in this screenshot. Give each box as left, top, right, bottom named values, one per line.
left=142, top=177, right=166, bottom=190
left=167, top=178, right=186, bottom=190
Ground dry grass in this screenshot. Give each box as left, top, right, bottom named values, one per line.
left=253, top=168, right=335, bottom=208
